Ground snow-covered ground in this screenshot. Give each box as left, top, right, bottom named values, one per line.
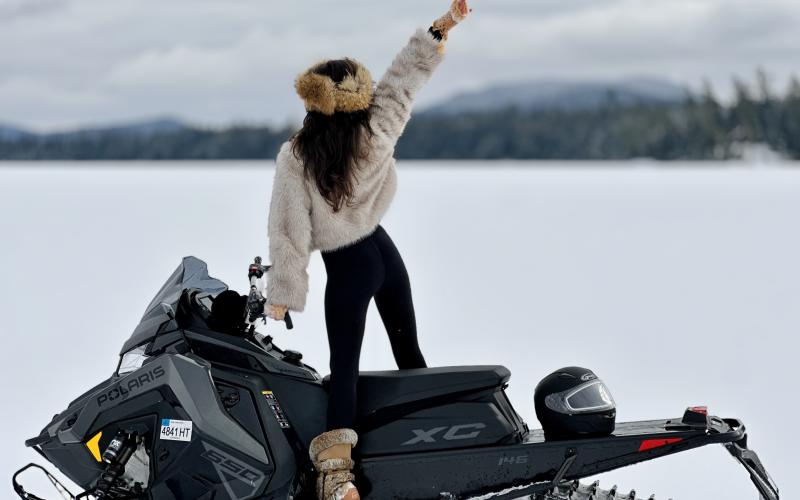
left=1, top=161, right=797, bottom=499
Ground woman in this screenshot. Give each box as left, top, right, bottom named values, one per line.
left=266, top=2, right=470, bottom=499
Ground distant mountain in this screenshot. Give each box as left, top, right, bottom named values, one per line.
left=0, top=117, right=188, bottom=142
left=45, top=117, right=188, bottom=141
left=422, top=77, right=691, bottom=115
left=0, top=118, right=293, bottom=160
left=0, top=124, right=34, bottom=141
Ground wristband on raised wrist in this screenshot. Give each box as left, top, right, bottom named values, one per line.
left=428, top=26, right=444, bottom=41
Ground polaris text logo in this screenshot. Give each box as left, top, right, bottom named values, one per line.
left=402, top=423, right=486, bottom=446
left=96, top=366, right=166, bottom=407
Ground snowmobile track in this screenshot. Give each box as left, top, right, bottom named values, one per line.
left=534, top=480, right=671, bottom=500
left=459, top=479, right=669, bottom=500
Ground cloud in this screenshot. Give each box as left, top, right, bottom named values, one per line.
left=0, top=0, right=64, bottom=21
left=0, top=0, right=798, bottom=130
left=444, top=0, right=799, bottom=95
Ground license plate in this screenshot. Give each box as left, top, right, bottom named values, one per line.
left=160, top=419, right=193, bottom=442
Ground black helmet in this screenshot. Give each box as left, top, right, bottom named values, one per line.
left=534, top=367, right=616, bottom=439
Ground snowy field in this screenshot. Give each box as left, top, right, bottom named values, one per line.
left=1, top=161, right=798, bottom=499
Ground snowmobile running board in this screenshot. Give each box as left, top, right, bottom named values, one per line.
left=359, top=409, right=778, bottom=500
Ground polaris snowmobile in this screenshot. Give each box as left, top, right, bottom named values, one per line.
left=14, top=257, right=779, bottom=500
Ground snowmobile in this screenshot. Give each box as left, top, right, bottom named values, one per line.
left=14, top=257, right=779, bottom=500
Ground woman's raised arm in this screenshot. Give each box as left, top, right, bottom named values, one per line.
left=369, top=0, right=470, bottom=148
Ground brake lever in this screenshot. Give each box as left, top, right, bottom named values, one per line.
left=262, top=309, right=293, bottom=330
left=284, top=312, right=294, bottom=330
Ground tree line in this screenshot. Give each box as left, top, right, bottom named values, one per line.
left=2, top=75, right=799, bottom=161
left=0, top=125, right=294, bottom=161
left=396, top=75, right=800, bottom=160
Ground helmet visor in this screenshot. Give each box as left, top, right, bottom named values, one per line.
left=565, top=381, right=615, bottom=412
left=545, top=380, right=616, bottom=415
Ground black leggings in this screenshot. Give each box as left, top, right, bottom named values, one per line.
left=321, top=225, right=427, bottom=430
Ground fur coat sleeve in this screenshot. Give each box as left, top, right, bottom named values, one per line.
left=369, top=28, right=445, bottom=149
left=266, top=143, right=313, bottom=312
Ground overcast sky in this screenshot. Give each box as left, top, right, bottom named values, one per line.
left=1, top=0, right=798, bottom=131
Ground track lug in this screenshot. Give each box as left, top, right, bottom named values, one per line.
left=527, top=480, right=668, bottom=500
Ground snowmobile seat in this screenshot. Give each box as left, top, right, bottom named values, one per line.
left=323, top=365, right=511, bottom=416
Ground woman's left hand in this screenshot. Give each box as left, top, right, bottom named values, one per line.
left=453, top=0, right=470, bottom=21
left=267, top=304, right=289, bottom=321
left=434, top=0, right=471, bottom=37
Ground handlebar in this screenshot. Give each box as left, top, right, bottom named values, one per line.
left=247, top=257, right=294, bottom=331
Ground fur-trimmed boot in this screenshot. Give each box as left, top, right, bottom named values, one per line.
left=309, top=428, right=360, bottom=500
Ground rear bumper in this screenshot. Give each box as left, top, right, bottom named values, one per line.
left=721, top=423, right=779, bottom=500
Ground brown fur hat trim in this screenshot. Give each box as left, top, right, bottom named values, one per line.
left=295, top=72, right=336, bottom=115
left=295, top=60, right=373, bottom=116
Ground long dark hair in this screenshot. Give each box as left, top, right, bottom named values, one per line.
left=291, top=59, right=374, bottom=212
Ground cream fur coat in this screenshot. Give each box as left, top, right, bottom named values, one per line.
left=266, top=28, right=444, bottom=312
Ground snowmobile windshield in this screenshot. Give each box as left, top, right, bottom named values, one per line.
left=545, top=380, right=616, bottom=415
left=119, top=256, right=228, bottom=354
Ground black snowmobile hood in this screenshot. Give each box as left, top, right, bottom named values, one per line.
left=119, top=256, right=228, bottom=354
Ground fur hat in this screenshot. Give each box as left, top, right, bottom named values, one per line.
left=295, top=59, right=373, bottom=116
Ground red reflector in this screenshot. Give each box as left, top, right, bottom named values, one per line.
left=689, top=406, right=708, bottom=415
left=638, top=438, right=683, bottom=452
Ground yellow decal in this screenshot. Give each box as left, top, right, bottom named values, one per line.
left=262, top=390, right=273, bottom=395
left=86, top=431, right=103, bottom=462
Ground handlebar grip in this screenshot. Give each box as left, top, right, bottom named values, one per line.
left=284, top=312, right=294, bottom=330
